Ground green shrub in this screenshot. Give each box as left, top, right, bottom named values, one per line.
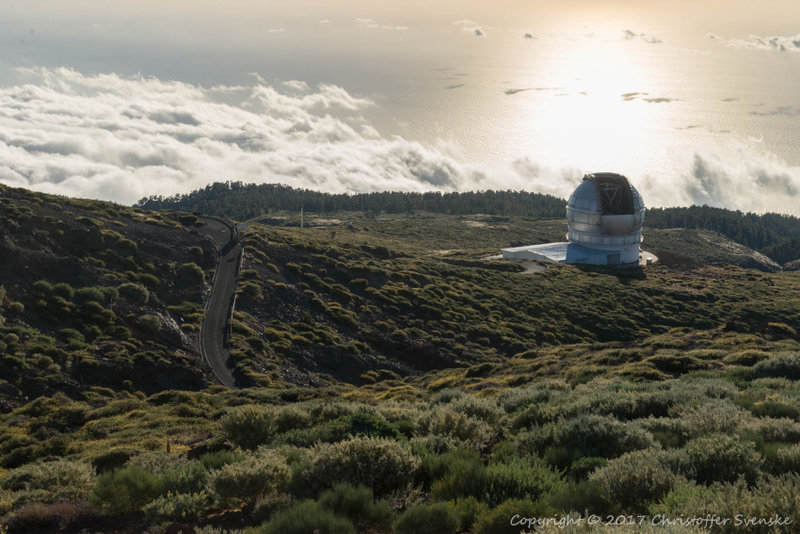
left=750, top=400, right=800, bottom=420
left=142, top=491, right=211, bottom=523
left=589, top=448, right=683, bottom=513
left=207, top=450, right=290, bottom=507
left=199, top=450, right=244, bottom=471
left=260, top=500, right=356, bottom=534
left=318, top=483, right=393, bottom=531
left=118, top=282, right=149, bottom=304
left=545, top=479, right=609, bottom=515
left=74, top=287, right=105, bottom=304
left=220, top=405, right=276, bottom=449
left=91, top=448, right=136, bottom=473
left=51, top=283, right=75, bottom=299
left=395, top=502, right=460, bottom=534
left=430, top=454, right=563, bottom=506
left=450, top=496, right=487, bottom=532
left=162, top=461, right=209, bottom=495
left=91, top=465, right=164, bottom=515
left=775, top=444, right=800, bottom=473
left=448, top=395, right=503, bottom=422
left=519, top=414, right=654, bottom=468
left=429, top=451, right=487, bottom=501
left=1, top=459, right=95, bottom=502
left=752, top=353, right=800, bottom=380
left=137, top=314, right=162, bottom=335
left=682, top=434, right=762, bottom=485
left=670, top=474, right=800, bottom=534
left=178, top=262, right=205, bottom=283
left=483, top=458, right=564, bottom=506
left=304, top=437, right=420, bottom=495
left=274, top=404, right=313, bottom=433
left=473, top=499, right=554, bottom=534
left=418, top=405, right=492, bottom=443
left=0, top=501, right=97, bottom=532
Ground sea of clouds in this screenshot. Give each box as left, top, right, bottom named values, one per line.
left=1, top=67, right=799, bottom=214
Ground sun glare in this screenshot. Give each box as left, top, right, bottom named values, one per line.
left=519, top=29, right=670, bottom=174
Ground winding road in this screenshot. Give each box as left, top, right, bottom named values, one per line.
left=197, top=218, right=243, bottom=388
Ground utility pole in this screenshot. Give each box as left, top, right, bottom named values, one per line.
left=300, top=206, right=304, bottom=228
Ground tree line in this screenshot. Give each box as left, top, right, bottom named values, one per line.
left=646, top=206, right=800, bottom=265
left=136, top=182, right=567, bottom=220
left=137, top=182, right=800, bottom=265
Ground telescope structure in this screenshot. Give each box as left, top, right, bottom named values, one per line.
left=502, top=172, right=646, bottom=267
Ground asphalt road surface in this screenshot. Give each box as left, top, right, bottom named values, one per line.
left=197, top=218, right=242, bottom=388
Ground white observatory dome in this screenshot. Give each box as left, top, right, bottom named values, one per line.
left=566, top=173, right=645, bottom=265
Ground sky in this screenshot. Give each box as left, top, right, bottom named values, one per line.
left=0, top=0, right=798, bottom=213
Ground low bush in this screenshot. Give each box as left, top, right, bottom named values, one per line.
left=473, top=499, right=554, bottom=534
left=682, top=434, right=762, bottom=485
left=671, top=474, right=800, bottom=534
left=260, top=500, right=356, bottom=534
left=118, top=282, right=149, bottom=304
left=395, top=502, right=460, bottom=534
left=137, top=314, right=161, bottom=335
left=142, top=491, right=211, bottom=523
left=1, top=459, right=95, bottom=502
left=220, top=405, right=276, bottom=450
left=589, top=448, right=683, bottom=513
left=418, top=405, right=492, bottom=443
left=752, top=353, right=800, bottom=380
left=303, top=437, right=420, bottom=496
left=91, top=465, right=164, bottom=515
left=775, top=444, right=800, bottom=474
left=207, top=450, right=290, bottom=508
left=483, top=458, right=564, bottom=506
left=318, top=483, right=393, bottom=531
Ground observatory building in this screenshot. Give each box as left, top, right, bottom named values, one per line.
left=502, top=173, right=647, bottom=267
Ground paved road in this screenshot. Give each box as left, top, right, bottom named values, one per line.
left=197, top=218, right=242, bottom=388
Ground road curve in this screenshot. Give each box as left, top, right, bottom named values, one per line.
left=197, top=217, right=242, bottom=388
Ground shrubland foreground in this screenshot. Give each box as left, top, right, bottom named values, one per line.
left=2, top=183, right=800, bottom=533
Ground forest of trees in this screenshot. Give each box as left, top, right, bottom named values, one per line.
left=646, top=206, right=800, bottom=265
left=137, top=182, right=800, bottom=265
left=136, top=182, right=567, bottom=220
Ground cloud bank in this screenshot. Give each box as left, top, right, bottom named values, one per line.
left=1, top=68, right=799, bottom=215
left=0, top=68, right=489, bottom=204
left=725, top=34, right=800, bottom=52
left=356, top=18, right=410, bottom=31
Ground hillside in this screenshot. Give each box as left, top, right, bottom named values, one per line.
left=220, top=211, right=799, bottom=388
left=2, top=185, right=800, bottom=533
left=0, top=184, right=221, bottom=410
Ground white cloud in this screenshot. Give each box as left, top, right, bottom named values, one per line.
left=0, top=68, right=489, bottom=204
left=282, top=80, right=310, bottom=92
left=511, top=140, right=800, bottom=215
left=724, top=34, right=800, bottom=52
left=1, top=67, right=799, bottom=215
left=453, top=19, right=486, bottom=37
left=355, top=18, right=409, bottom=31
left=622, top=29, right=662, bottom=44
